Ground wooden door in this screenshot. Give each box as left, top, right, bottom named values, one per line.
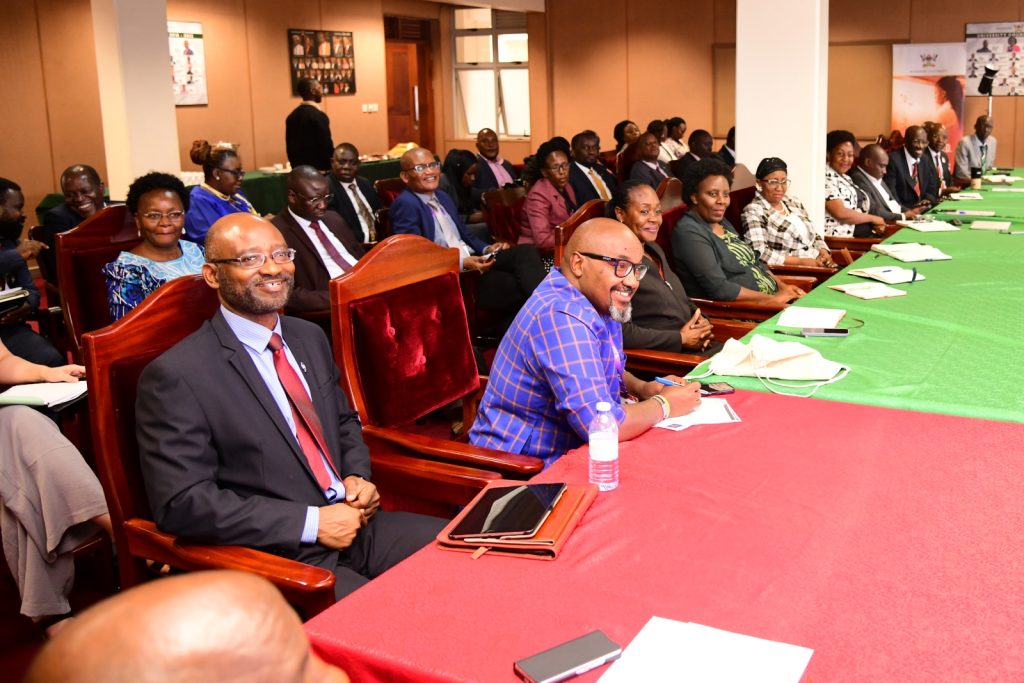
left=385, top=41, right=433, bottom=149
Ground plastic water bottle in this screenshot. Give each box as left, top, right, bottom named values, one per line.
left=588, top=401, right=619, bottom=491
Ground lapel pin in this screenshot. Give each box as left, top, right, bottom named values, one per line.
left=300, top=362, right=307, bottom=373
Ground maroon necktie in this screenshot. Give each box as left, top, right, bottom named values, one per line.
left=267, top=333, right=338, bottom=488
left=310, top=219, right=350, bottom=272
left=912, top=162, right=921, bottom=197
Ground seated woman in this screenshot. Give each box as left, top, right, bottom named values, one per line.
left=823, top=129, right=887, bottom=237
left=672, top=158, right=805, bottom=305
left=612, top=180, right=719, bottom=354
left=519, top=139, right=577, bottom=251
left=741, top=157, right=836, bottom=268
left=0, top=339, right=111, bottom=638
left=441, top=149, right=484, bottom=226
left=102, top=172, right=205, bottom=321
left=612, top=119, right=642, bottom=155
left=184, top=139, right=257, bottom=243
left=663, top=116, right=689, bottom=160
left=646, top=119, right=675, bottom=165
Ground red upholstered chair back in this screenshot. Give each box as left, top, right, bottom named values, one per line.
left=330, top=235, right=479, bottom=429
left=616, top=142, right=642, bottom=184
left=599, top=150, right=618, bottom=175
left=657, top=177, right=685, bottom=211
left=725, top=185, right=757, bottom=236
left=657, top=205, right=688, bottom=273
left=373, top=177, right=406, bottom=208
left=553, top=199, right=606, bottom=268
left=481, top=187, right=527, bottom=244
left=56, top=204, right=141, bottom=360
left=83, top=276, right=219, bottom=576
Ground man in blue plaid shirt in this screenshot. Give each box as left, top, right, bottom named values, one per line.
left=469, top=218, right=701, bottom=466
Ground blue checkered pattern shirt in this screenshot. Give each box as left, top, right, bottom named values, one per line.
left=469, top=269, right=626, bottom=467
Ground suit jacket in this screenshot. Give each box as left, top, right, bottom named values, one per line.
left=623, top=242, right=697, bottom=352
left=271, top=209, right=366, bottom=312
left=953, top=134, right=997, bottom=179
left=884, top=149, right=939, bottom=207
left=568, top=162, right=617, bottom=204
left=629, top=160, right=671, bottom=189
left=716, top=146, right=736, bottom=167
left=390, top=188, right=488, bottom=255
left=326, top=175, right=381, bottom=242
left=285, top=103, right=334, bottom=171
left=671, top=153, right=701, bottom=180
left=519, top=179, right=576, bottom=249
left=136, top=311, right=371, bottom=570
left=472, top=155, right=519, bottom=193
left=850, top=167, right=905, bottom=222
left=927, top=149, right=953, bottom=190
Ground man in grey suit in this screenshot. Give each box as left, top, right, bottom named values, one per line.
left=629, top=133, right=671, bottom=189
left=954, top=115, right=997, bottom=180
left=136, top=213, right=444, bottom=600
left=851, top=145, right=925, bottom=223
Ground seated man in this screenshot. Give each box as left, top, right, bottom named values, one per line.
left=272, top=166, right=364, bottom=313
left=390, top=147, right=545, bottom=322
left=326, top=142, right=381, bottom=243
left=954, top=115, right=997, bottom=180
left=26, top=571, right=350, bottom=683
left=673, top=129, right=713, bottom=178
left=41, top=164, right=113, bottom=276
left=884, top=125, right=939, bottom=208
left=629, top=133, right=672, bottom=188
left=0, top=177, right=63, bottom=366
left=468, top=218, right=701, bottom=466
left=135, top=213, right=444, bottom=600
left=568, top=130, right=617, bottom=204
left=923, top=122, right=954, bottom=194
left=850, top=144, right=925, bottom=222
left=716, top=126, right=736, bottom=167
left=472, top=128, right=519, bottom=194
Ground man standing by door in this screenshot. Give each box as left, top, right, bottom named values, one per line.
left=286, top=78, right=334, bottom=172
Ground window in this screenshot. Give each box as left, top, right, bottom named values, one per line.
left=453, top=8, right=530, bottom=138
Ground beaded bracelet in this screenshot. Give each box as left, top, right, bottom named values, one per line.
left=650, top=394, right=670, bottom=420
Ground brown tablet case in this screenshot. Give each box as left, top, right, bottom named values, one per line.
left=436, top=481, right=598, bottom=560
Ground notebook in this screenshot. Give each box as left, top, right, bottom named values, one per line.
left=848, top=266, right=924, bottom=284
left=869, top=243, right=951, bottom=262
left=828, top=282, right=907, bottom=299
left=0, top=382, right=88, bottom=409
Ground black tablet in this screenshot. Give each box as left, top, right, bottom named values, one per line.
left=448, top=483, right=567, bottom=540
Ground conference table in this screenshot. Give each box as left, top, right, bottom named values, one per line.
left=305, top=390, right=1024, bottom=682
left=33, top=157, right=402, bottom=221
left=695, top=175, right=1024, bottom=424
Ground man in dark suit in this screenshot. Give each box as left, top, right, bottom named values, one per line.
left=884, top=125, right=939, bottom=208
left=272, top=166, right=365, bottom=313
left=924, top=122, right=954, bottom=196
left=41, top=164, right=114, bottom=277
left=850, top=144, right=925, bottom=223
left=629, top=133, right=671, bottom=189
left=391, top=147, right=544, bottom=321
left=472, top=128, right=518, bottom=194
left=285, top=78, right=334, bottom=172
left=135, top=213, right=444, bottom=600
left=568, top=130, right=616, bottom=204
left=716, top=126, right=736, bottom=167
left=672, top=129, right=713, bottom=179
left=326, top=143, right=380, bottom=243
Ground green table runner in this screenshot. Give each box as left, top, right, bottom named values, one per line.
left=692, top=174, right=1024, bottom=423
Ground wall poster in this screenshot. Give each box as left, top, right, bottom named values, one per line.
left=892, top=43, right=966, bottom=153
left=169, top=21, right=208, bottom=106
left=288, top=29, right=356, bottom=96
left=965, top=22, right=1024, bottom=96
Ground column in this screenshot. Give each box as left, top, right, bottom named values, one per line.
left=91, top=0, right=180, bottom=199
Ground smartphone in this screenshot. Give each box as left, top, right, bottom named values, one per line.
left=800, top=328, right=849, bottom=337
left=699, top=382, right=734, bottom=396
left=482, top=251, right=497, bottom=262
left=514, top=630, right=622, bottom=683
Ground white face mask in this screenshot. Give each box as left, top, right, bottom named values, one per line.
left=691, top=334, right=849, bottom=397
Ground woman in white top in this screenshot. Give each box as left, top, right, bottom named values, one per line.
left=662, top=116, right=689, bottom=159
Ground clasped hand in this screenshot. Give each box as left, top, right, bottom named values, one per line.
left=315, top=476, right=380, bottom=550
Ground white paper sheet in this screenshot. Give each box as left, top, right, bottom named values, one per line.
left=970, top=221, right=1012, bottom=232
left=991, top=187, right=1024, bottom=193
left=894, top=220, right=959, bottom=232
left=776, top=306, right=845, bottom=329
left=949, top=192, right=983, bottom=200
left=655, top=397, right=740, bottom=432
left=599, top=616, right=813, bottom=683
left=869, top=243, right=951, bottom=262
left=0, top=382, right=88, bottom=407
left=848, top=266, right=924, bottom=284
left=828, top=282, right=907, bottom=299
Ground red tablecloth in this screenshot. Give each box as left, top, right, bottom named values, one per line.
left=306, top=391, right=1024, bottom=682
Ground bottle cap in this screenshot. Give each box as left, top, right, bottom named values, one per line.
left=596, top=401, right=611, bottom=412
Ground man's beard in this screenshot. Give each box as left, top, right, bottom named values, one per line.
left=0, top=217, right=25, bottom=241
left=217, top=270, right=294, bottom=315
left=609, top=301, right=632, bottom=324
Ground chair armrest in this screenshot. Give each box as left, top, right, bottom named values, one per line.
left=881, top=223, right=901, bottom=237
left=824, top=235, right=882, bottom=254
left=362, top=424, right=544, bottom=478
left=368, top=447, right=500, bottom=507
left=708, top=318, right=756, bottom=341
left=769, top=264, right=836, bottom=286
left=624, top=348, right=707, bottom=375
left=691, top=297, right=783, bottom=321
left=776, top=275, right=817, bottom=292
left=123, top=519, right=335, bottom=617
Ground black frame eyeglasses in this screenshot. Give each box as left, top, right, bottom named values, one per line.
left=217, top=167, right=246, bottom=179
left=577, top=252, right=648, bottom=280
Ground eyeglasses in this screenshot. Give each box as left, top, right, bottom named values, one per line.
left=547, top=163, right=570, bottom=173
left=402, top=161, right=440, bottom=174
left=294, top=193, right=333, bottom=205
left=577, top=252, right=648, bottom=280
left=140, top=210, right=185, bottom=223
left=217, top=167, right=246, bottom=179
left=762, top=178, right=791, bottom=188
left=208, top=248, right=297, bottom=269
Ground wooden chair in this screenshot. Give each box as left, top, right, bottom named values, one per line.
left=656, top=177, right=685, bottom=211
left=373, top=177, right=406, bottom=209
left=330, top=235, right=544, bottom=479
left=616, top=142, right=642, bottom=184
left=553, top=199, right=606, bottom=267
left=599, top=150, right=617, bottom=175
left=724, top=185, right=757, bottom=236
left=56, top=205, right=140, bottom=361
left=731, top=163, right=757, bottom=192
left=481, top=187, right=527, bottom=244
